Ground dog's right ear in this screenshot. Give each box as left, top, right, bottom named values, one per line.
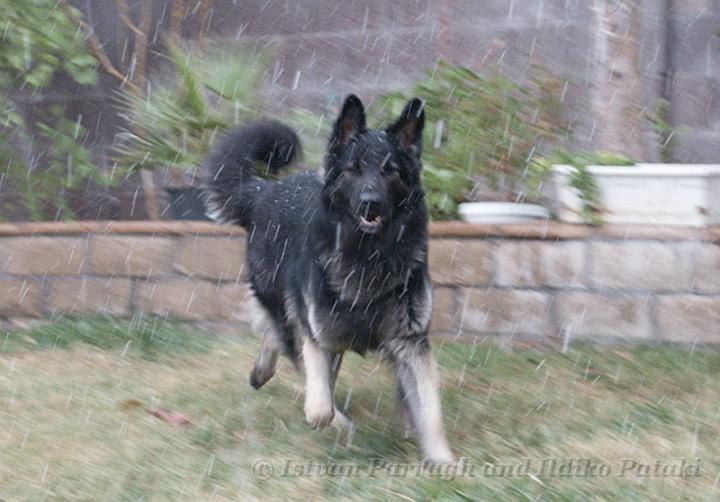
left=329, top=94, right=366, bottom=150
left=387, top=97, right=425, bottom=157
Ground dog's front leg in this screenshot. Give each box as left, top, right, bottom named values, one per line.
left=302, top=336, right=336, bottom=429
left=390, top=338, right=454, bottom=464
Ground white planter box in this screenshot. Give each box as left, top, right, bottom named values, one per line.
left=553, top=164, right=720, bottom=226
left=458, top=202, right=550, bottom=224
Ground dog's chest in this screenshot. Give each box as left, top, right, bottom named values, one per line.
left=308, top=254, right=418, bottom=353
left=307, top=291, right=407, bottom=354
left=322, top=256, right=405, bottom=307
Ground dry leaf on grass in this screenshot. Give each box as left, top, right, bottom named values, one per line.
left=117, top=399, right=144, bottom=411
left=148, top=407, right=193, bottom=427
left=118, top=399, right=192, bottom=427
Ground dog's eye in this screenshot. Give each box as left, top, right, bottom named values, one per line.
left=383, top=161, right=400, bottom=176
left=344, top=161, right=361, bottom=173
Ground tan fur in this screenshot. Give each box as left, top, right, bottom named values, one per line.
left=411, top=353, right=454, bottom=462
left=302, top=337, right=335, bottom=428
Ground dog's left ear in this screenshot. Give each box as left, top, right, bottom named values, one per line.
left=387, top=98, right=425, bottom=157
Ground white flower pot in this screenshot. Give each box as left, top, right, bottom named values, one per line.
left=553, top=164, right=720, bottom=226
left=458, top=202, right=550, bottom=224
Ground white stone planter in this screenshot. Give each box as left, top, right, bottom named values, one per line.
left=553, top=164, right=720, bottom=226
left=458, top=202, right=550, bottom=224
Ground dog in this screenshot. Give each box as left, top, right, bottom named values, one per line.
left=202, top=95, right=454, bottom=463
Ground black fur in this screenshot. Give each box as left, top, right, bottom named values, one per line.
left=203, top=120, right=301, bottom=226
left=203, top=96, right=430, bottom=359
left=202, top=95, right=453, bottom=462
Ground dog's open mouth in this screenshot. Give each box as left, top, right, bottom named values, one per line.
left=358, top=214, right=383, bottom=233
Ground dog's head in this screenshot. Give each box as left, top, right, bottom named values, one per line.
left=322, top=95, right=425, bottom=235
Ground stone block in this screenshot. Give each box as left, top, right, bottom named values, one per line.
left=175, top=236, right=246, bottom=280
left=496, top=241, right=586, bottom=288
left=555, top=291, right=653, bottom=340
left=656, top=295, right=720, bottom=343
left=694, top=243, right=720, bottom=293
left=0, top=280, right=43, bottom=317
left=457, top=288, right=551, bottom=335
left=429, top=239, right=493, bottom=286
left=90, top=236, right=174, bottom=277
left=48, top=278, right=131, bottom=316
left=135, top=280, right=221, bottom=320
left=430, top=287, right=458, bottom=333
left=590, top=242, right=691, bottom=292
left=668, top=73, right=714, bottom=128
left=208, top=0, right=433, bottom=37
left=218, top=282, right=259, bottom=323
left=0, top=237, right=86, bottom=275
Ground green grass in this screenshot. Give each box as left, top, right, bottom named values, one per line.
left=0, top=318, right=718, bottom=500
left=0, top=315, right=213, bottom=359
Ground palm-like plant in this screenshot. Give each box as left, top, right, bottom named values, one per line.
left=115, top=42, right=266, bottom=188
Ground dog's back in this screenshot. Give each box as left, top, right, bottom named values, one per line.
left=203, top=121, right=317, bottom=362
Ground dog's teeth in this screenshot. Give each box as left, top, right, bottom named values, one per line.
left=359, top=215, right=381, bottom=228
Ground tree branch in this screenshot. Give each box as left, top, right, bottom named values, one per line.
left=170, top=0, right=187, bottom=38
left=60, top=0, right=140, bottom=94
left=113, top=0, right=153, bottom=89
left=114, top=0, right=145, bottom=39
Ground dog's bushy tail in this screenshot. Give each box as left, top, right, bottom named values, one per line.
left=202, top=120, right=301, bottom=226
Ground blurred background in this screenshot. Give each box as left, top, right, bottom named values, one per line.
left=2, top=0, right=718, bottom=222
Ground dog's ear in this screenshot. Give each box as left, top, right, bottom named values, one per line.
left=387, top=98, right=425, bottom=157
left=330, top=94, right=366, bottom=149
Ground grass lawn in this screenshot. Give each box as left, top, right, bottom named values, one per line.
left=0, top=317, right=718, bottom=500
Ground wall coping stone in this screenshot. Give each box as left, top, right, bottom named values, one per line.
left=0, top=220, right=713, bottom=241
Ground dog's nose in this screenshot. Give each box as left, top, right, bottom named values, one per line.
left=359, top=191, right=382, bottom=217
left=360, top=191, right=382, bottom=205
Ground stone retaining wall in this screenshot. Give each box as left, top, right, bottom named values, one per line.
left=1, top=221, right=719, bottom=344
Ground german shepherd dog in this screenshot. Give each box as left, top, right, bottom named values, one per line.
left=203, top=95, right=454, bottom=463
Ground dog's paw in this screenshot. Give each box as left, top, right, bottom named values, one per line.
left=304, top=401, right=335, bottom=429
left=423, top=451, right=456, bottom=466
left=423, top=443, right=456, bottom=466
left=249, top=366, right=272, bottom=390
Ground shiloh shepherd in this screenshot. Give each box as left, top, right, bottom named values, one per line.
left=203, top=95, right=453, bottom=463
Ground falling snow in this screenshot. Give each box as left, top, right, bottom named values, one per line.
left=0, top=0, right=719, bottom=499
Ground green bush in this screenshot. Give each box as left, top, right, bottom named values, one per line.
left=372, top=62, right=566, bottom=220
left=0, top=0, right=110, bottom=220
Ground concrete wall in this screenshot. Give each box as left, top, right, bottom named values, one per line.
left=71, top=0, right=717, bottom=160
left=57, top=0, right=720, bottom=161
left=1, top=221, right=719, bottom=344
left=667, top=0, right=720, bottom=162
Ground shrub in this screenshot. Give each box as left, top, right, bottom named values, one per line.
left=373, top=62, right=566, bottom=220
left=0, top=0, right=109, bottom=220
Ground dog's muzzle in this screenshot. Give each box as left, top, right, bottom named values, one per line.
left=357, top=193, right=383, bottom=234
